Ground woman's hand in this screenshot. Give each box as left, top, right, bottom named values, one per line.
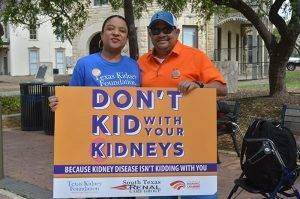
left=48, top=96, right=59, bottom=112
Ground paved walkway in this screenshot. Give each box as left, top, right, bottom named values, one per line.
left=2, top=128, right=300, bottom=198
left=0, top=75, right=71, bottom=93
left=0, top=189, right=25, bottom=199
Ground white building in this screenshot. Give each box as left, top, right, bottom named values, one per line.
left=0, top=19, right=72, bottom=76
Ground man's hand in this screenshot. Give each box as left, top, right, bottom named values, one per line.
left=178, top=80, right=227, bottom=96
left=48, top=96, right=59, bottom=112
left=204, top=81, right=227, bottom=96
left=178, top=80, right=201, bottom=95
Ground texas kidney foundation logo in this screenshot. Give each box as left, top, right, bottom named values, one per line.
left=111, top=179, right=161, bottom=193
left=92, top=68, right=101, bottom=77
left=68, top=180, right=102, bottom=193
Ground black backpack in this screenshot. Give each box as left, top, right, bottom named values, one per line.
left=241, top=119, right=299, bottom=193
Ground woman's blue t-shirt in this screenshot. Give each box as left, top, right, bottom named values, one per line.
left=69, top=53, right=140, bottom=87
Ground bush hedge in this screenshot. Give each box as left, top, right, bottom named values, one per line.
left=0, top=96, right=21, bottom=115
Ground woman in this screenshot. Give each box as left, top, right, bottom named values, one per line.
left=49, top=15, right=140, bottom=110
left=49, top=16, right=138, bottom=199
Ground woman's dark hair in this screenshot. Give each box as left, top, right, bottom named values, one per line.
left=99, top=15, right=129, bottom=51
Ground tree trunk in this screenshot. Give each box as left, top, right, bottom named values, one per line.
left=268, top=37, right=297, bottom=96
left=123, top=0, right=139, bottom=60
left=268, top=55, right=287, bottom=96
left=0, top=23, right=3, bottom=37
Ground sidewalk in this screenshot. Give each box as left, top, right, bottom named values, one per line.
left=0, top=189, right=26, bottom=199
left=0, top=75, right=71, bottom=93
left=3, top=128, right=298, bottom=198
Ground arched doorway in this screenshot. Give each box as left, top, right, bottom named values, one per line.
left=89, top=32, right=101, bottom=54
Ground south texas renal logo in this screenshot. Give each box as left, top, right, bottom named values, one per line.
left=112, top=184, right=130, bottom=190
left=170, top=181, right=186, bottom=190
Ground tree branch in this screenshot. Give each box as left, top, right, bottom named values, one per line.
left=212, top=0, right=273, bottom=51
left=287, top=0, right=300, bottom=35
left=269, top=0, right=288, bottom=38
left=274, top=0, right=299, bottom=52
left=0, top=23, right=3, bottom=37
left=58, top=4, right=72, bottom=22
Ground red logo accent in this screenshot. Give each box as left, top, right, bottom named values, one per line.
left=111, top=184, right=130, bottom=190
left=170, top=180, right=186, bottom=190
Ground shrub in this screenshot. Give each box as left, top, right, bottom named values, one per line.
left=0, top=96, right=21, bottom=115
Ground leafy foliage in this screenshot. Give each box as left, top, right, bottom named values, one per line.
left=0, top=96, right=20, bottom=114
left=1, top=0, right=299, bottom=95
left=110, top=0, right=152, bottom=18
left=1, top=0, right=90, bottom=42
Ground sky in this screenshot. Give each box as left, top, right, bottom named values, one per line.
left=278, top=0, right=292, bottom=21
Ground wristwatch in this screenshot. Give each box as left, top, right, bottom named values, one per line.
left=193, top=81, right=204, bottom=88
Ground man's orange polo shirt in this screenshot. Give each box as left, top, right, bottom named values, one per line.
left=138, top=41, right=226, bottom=87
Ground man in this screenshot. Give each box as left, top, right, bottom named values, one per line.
left=138, top=11, right=227, bottom=96
left=138, top=11, right=226, bottom=199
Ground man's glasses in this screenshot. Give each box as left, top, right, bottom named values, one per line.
left=149, top=26, right=176, bottom=35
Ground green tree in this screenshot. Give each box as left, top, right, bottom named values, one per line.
left=197, top=0, right=300, bottom=96
left=123, top=0, right=139, bottom=60
left=0, top=0, right=144, bottom=59
left=0, top=0, right=90, bottom=43
left=1, top=0, right=299, bottom=96
left=142, top=0, right=299, bottom=96
left=110, top=0, right=189, bottom=60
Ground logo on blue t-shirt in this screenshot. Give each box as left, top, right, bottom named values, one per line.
left=92, top=68, right=102, bottom=78
left=69, top=54, right=140, bottom=87
left=92, top=67, right=137, bottom=87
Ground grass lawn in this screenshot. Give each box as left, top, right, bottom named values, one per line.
left=238, top=71, right=300, bottom=91
left=285, top=70, right=300, bottom=89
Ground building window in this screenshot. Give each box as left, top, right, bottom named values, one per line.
left=247, top=35, right=253, bottom=63
left=94, top=0, right=108, bottom=6
left=55, top=49, right=65, bottom=74
left=182, top=25, right=198, bottom=48
left=29, top=24, right=37, bottom=40
left=29, top=49, right=39, bottom=75
left=216, top=27, right=222, bottom=61
left=236, top=34, right=239, bottom=61
left=4, top=24, right=8, bottom=39
left=227, top=31, right=231, bottom=61
left=257, top=35, right=261, bottom=62
left=3, top=56, right=8, bottom=75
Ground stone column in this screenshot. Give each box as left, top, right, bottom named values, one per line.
left=214, top=61, right=238, bottom=93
